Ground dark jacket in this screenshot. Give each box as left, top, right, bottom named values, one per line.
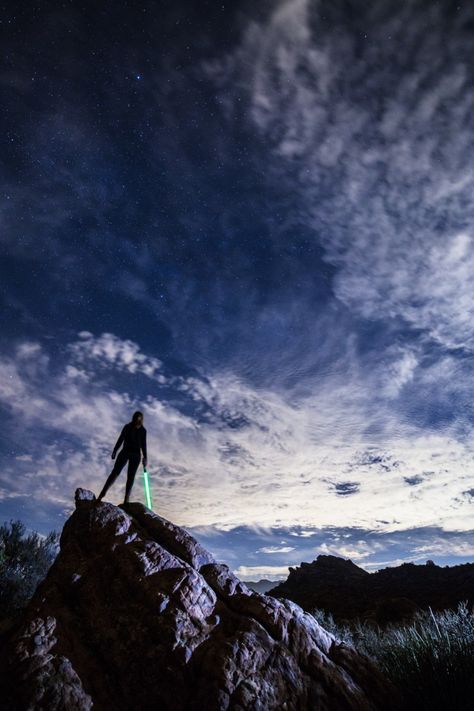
left=113, top=423, right=147, bottom=459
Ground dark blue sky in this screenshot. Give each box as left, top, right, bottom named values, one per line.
left=2, top=0, right=474, bottom=580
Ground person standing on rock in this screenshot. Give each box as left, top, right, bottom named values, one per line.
left=97, top=410, right=147, bottom=505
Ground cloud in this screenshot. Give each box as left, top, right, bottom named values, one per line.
left=289, top=530, right=317, bottom=538
left=206, top=0, right=474, bottom=352
left=2, top=330, right=474, bottom=538
left=257, top=546, right=296, bottom=554
left=67, top=331, right=164, bottom=379
left=233, top=565, right=290, bottom=580
left=380, top=345, right=419, bottom=399
left=412, top=539, right=474, bottom=558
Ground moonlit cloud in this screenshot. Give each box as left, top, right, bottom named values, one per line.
left=68, top=331, right=164, bottom=378
left=209, top=0, right=474, bottom=352
left=233, top=565, right=291, bottom=580
left=2, top=331, right=474, bottom=546
left=257, top=546, right=296, bottom=554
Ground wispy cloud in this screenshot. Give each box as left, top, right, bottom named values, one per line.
left=233, top=565, right=290, bottom=580
left=257, top=546, right=296, bottom=554
left=207, top=0, right=474, bottom=352
left=67, top=331, right=165, bottom=379
left=1, top=331, right=474, bottom=541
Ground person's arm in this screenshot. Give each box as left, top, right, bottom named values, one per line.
left=142, top=428, right=147, bottom=465
left=112, top=425, right=126, bottom=457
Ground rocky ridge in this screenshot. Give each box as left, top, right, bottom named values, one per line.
left=268, top=555, right=474, bottom=625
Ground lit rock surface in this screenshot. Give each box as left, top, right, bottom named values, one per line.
left=1, top=489, right=401, bottom=710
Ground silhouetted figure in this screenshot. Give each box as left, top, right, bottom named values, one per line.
left=97, top=410, right=147, bottom=505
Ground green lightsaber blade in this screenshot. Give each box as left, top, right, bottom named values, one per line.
left=143, top=468, right=152, bottom=509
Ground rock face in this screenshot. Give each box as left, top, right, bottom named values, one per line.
left=268, top=555, right=474, bottom=625
left=0, top=490, right=401, bottom=710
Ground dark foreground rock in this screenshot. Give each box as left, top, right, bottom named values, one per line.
left=0, top=489, right=401, bottom=710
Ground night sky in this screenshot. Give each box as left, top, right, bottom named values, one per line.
left=2, top=0, right=474, bottom=580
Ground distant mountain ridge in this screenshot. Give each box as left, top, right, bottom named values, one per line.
left=243, top=578, right=277, bottom=593
left=268, top=554, right=474, bottom=625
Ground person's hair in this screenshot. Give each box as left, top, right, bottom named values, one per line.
left=131, top=410, right=144, bottom=425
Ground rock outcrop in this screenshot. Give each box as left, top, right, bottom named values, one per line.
left=268, top=555, right=474, bottom=625
left=0, top=490, right=401, bottom=710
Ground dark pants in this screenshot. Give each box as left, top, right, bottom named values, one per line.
left=99, top=449, right=141, bottom=503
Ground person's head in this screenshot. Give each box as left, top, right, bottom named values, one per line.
left=132, top=410, right=144, bottom=427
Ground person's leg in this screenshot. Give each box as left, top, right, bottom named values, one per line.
left=123, top=454, right=141, bottom=504
left=97, top=450, right=128, bottom=501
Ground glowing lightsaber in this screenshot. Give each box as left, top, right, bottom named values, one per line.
left=142, top=467, right=152, bottom=509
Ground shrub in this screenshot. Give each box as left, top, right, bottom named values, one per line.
left=311, top=601, right=474, bottom=711
left=0, top=519, right=60, bottom=623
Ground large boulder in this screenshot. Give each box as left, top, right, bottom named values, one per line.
left=0, top=489, right=401, bottom=710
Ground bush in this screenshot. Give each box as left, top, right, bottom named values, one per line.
left=311, top=601, right=474, bottom=711
left=0, top=519, right=60, bottom=624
